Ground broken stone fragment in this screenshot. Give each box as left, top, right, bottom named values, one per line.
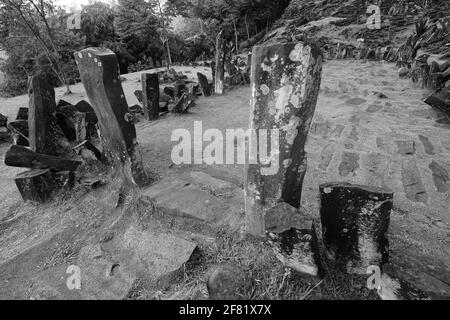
left=171, top=93, right=195, bottom=114
left=16, top=108, right=28, bottom=121
left=319, top=182, right=393, bottom=275
left=76, top=244, right=136, bottom=300
left=15, top=169, right=55, bottom=203
left=197, top=72, right=212, bottom=97
left=206, top=263, right=244, bottom=300
left=134, top=90, right=143, bottom=103
left=7, top=120, right=29, bottom=146
left=0, top=113, right=7, bottom=127
left=119, top=226, right=197, bottom=291
left=268, top=225, right=323, bottom=278
left=265, top=202, right=310, bottom=234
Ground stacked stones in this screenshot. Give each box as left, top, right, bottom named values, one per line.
left=0, top=112, right=7, bottom=143
left=134, top=69, right=198, bottom=116
left=3, top=74, right=90, bottom=203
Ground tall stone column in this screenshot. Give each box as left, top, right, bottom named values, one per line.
left=28, top=74, right=60, bottom=156
left=75, top=48, right=148, bottom=187
left=141, top=73, right=160, bottom=121
left=215, top=31, right=226, bottom=95
left=244, top=42, right=323, bottom=237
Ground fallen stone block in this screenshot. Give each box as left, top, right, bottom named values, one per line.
left=15, top=169, right=55, bottom=203
left=171, top=93, right=195, bottom=114
left=424, top=91, right=450, bottom=120
left=319, top=182, right=393, bottom=275
left=266, top=203, right=323, bottom=278
left=7, top=120, right=29, bottom=146
left=0, top=126, right=9, bottom=143
left=134, top=90, right=143, bottom=103
left=197, top=72, right=212, bottom=97
left=0, top=112, right=7, bottom=127
left=16, top=107, right=28, bottom=121
left=119, top=227, right=197, bottom=290
left=56, top=105, right=86, bottom=143
left=74, top=100, right=98, bottom=125
left=5, top=145, right=82, bottom=172
left=163, top=86, right=175, bottom=99
left=76, top=244, right=136, bottom=300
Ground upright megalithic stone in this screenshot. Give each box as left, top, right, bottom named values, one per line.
left=244, top=42, right=323, bottom=237
left=215, top=31, right=226, bottom=95
left=197, top=72, right=211, bottom=97
left=74, top=48, right=148, bottom=187
left=28, top=74, right=60, bottom=156
left=141, top=73, right=160, bottom=121
left=319, top=182, right=393, bottom=275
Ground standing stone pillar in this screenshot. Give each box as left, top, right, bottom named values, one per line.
left=28, top=74, right=60, bottom=156
left=244, top=42, right=323, bottom=237
left=75, top=48, right=148, bottom=187
left=319, top=182, right=393, bottom=275
left=215, top=31, right=226, bottom=95
left=141, top=73, right=160, bottom=121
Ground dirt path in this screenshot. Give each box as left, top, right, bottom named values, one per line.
left=0, top=60, right=449, bottom=298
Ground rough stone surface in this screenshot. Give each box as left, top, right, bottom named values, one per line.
left=245, top=41, right=323, bottom=236
left=206, top=263, right=243, bottom=300
left=119, top=227, right=197, bottom=289
left=75, top=48, right=149, bottom=187
left=401, top=159, right=428, bottom=203
left=76, top=244, right=136, bottom=300
left=142, top=176, right=243, bottom=230
left=320, top=182, right=393, bottom=275
left=28, top=74, right=60, bottom=156
left=268, top=226, right=322, bottom=278
left=141, top=73, right=160, bottom=120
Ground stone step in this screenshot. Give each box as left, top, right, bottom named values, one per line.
left=141, top=173, right=244, bottom=231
